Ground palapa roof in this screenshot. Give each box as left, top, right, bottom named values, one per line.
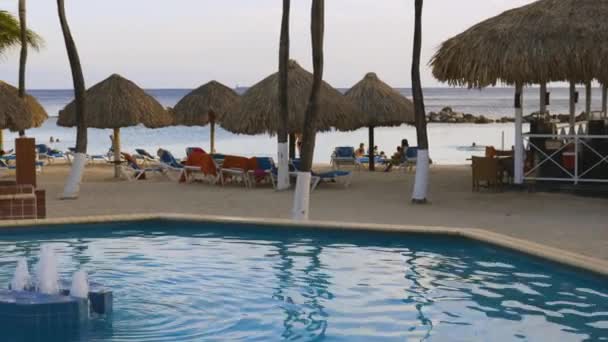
left=173, top=81, right=239, bottom=126
left=343, top=72, right=414, bottom=130
left=221, top=60, right=364, bottom=135
left=58, top=74, right=171, bottom=129
left=0, top=81, right=48, bottom=131
left=430, top=0, right=608, bottom=87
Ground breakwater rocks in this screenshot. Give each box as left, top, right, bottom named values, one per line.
left=427, top=107, right=514, bottom=124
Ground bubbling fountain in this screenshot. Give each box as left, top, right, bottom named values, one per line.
left=70, top=270, right=89, bottom=299
left=35, top=245, right=60, bottom=295
left=0, top=244, right=112, bottom=330
left=9, top=258, right=31, bottom=291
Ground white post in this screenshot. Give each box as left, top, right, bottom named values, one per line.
left=291, top=172, right=311, bottom=220
left=277, top=142, right=290, bottom=190
left=585, top=81, right=592, bottom=120
left=602, top=84, right=607, bottom=119
left=62, top=152, right=87, bottom=199
left=412, top=149, right=429, bottom=202
left=501, top=131, right=505, bottom=150
left=514, top=83, right=524, bottom=185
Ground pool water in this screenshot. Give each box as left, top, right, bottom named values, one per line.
left=0, top=221, right=606, bottom=342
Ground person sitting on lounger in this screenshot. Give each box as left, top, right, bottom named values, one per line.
left=384, top=146, right=404, bottom=172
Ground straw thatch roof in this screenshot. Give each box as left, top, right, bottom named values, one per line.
left=431, top=0, right=608, bottom=87
left=221, top=60, right=364, bottom=134
left=0, top=80, right=48, bottom=131
left=173, top=81, right=239, bottom=126
left=58, top=74, right=171, bottom=129
left=342, top=72, right=414, bottom=130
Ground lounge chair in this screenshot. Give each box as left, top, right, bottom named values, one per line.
left=220, top=155, right=252, bottom=187
left=0, top=159, right=44, bottom=174
left=36, top=144, right=66, bottom=163
left=66, top=148, right=111, bottom=164
left=330, top=146, right=358, bottom=170
left=119, top=153, right=165, bottom=181
left=181, top=149, right=223, bottom=184
left=157, top=149, right=185, bottom=180
left=291, top=159, right=351, bottom=190
left=135, top=148, right=159, bottom=165
left=402, top=147, right=418, bottom=172
left=248, top=157, right=275, bottom=187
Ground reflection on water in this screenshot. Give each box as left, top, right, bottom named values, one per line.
left=0, top=221, right=606, bottom=341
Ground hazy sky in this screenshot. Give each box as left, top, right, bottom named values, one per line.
left=0, top=0, right=534, bottom=89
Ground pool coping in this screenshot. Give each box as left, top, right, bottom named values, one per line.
left=0, top=213, right=606, bottom=277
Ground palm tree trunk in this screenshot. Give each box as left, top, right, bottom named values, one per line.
left=113, top=128, right=121, bottom=178
left=368, top=126, right=375, bottom=171
left=291, top=0, right=324, bottom=220
left=277, top=0, right=291, bottom=191
left=209, top=114, right=216, bottom=153
left=58, top=0, right=87, bottom=199
left=299, top=0, right=324, bottom=172
left=17, top=0, right=27, bottom=137
left=411, top=0, right=429, bottom=204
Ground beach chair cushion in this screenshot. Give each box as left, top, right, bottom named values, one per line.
left=185, top=150, right=217, bottom=176
left=158, top=149, right=183, bottom=169
left=222, top=155, right=251, bottom=171
left=316, top=170, right=350, bottom=179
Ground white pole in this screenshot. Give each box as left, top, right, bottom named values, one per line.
left=501, top=131, right=505, bottom=150
left=277, top=142, right=290, bottom=190
left=602, top=84, right=607, bottom=119
left=292, top=172, right=311, bottom=220
left=62, top=152, right=87, bottom=199
left=585, top=81, right=592, bottom=120
left=514, top=83, right=524, bottom=185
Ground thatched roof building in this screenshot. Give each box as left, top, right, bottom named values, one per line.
left=343, top=72, right=414, bottom=129
left=173, top=81, right=239, bottom=126
left=430, top=0, right=608, bottom=87
left=0, top=81, right=48, bottom=131
left=58, top=74, right=170, bottom=129
left=221, top=60, right=363, bottom=135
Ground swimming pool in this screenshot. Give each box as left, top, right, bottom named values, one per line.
left=0, top=220, right=606, bottom=341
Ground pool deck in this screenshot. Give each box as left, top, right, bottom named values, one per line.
left=1, top=163, right=606, bottom=275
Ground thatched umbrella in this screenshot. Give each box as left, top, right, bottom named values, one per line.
left=431, top=0, right=608, bottom=88
left=173, top=81, right=239, bottom=153
left=344, top=72, right=414, bottom=171
left=58, top=74, right=171, bottom=178
left=221, top=60, right=364, bottom=135
left=0, top=80, right=48, bottom=149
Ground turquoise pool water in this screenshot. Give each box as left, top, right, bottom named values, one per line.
left=0, top=220, right=606, bottom=341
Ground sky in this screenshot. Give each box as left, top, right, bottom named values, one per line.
left=0, top=0, right=535, bottom=89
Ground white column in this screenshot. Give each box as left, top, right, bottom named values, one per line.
left=585, top=81, right=592, bottom=120
left=292, top=172, right=311, bottom=220
left=602, top=84, right=607, bottom=119
left=514, top=83, right=524, bottom=185
left=62, top=152, right=87, bottom=199
left=276, top=142, right=290, bottom=190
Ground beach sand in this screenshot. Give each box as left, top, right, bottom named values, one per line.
left=10, top=162, right=608, bottom=261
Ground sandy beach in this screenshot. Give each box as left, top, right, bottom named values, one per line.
left=13, top=162, right=607, bottom=261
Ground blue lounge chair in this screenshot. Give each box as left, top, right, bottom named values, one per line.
left=120, top=153, right=165, bottom=181
left=36, top=144, right=65, bottom=163
left=248, top=157, right=276, bottom=187
left=157, top=149, right=184, bottom=179
left=403, top=147, right=418, bottom=172
left=135, top=148, right=158, bottom=164
left=0, top=159, right=44, bottom=174
left=291, top=159, right=352, bottom=190
left=330, top=146, right=358, bottom=170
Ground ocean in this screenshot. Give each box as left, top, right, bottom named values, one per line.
left=4, top=87, right=604, bottom=165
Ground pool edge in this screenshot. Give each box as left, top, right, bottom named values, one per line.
left=0, top=213, right=606, bottom=277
